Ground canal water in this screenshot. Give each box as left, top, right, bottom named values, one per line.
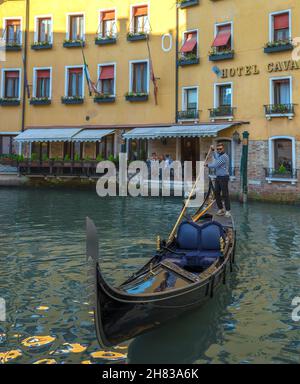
left=0, top=188, right=299, bottom=364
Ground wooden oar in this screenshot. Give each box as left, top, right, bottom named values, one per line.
left=167, top=147, right=213, bottom=243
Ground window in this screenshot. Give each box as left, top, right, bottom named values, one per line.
left=100, top=10, right=116, bottom=37
left=271, top=12, right=290, bottom=41
left=212, top=23, right=232, bottom=52
left=271, top=78, right=291, bottom=105
left=3, top=70, right=20, bottom=98
left=67, top=68, right=83, bottom=97
left=131, top=62, right=148, bottom=93
left=35, top=69, right=51, bottom=98
left=99, top=65, right=115, bottom=95
left=218, top=84, right=232, bottom=107
left=36, top=17, right=52, bottom=43
left=5, top=19, right=21, bottom=44
left=132, top=5, right=149, bottom=34
left=68, top=14, right=84, bottom=40
left=184, top=88, right=197, bottom=111
left=274, top=139, right=292, bottom=171
left=180, top=31, right=197, bottom=57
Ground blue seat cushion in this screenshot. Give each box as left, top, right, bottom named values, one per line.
left=176, top=221, right=201, bottom=250
left=200, top=222, right=224, bottom=250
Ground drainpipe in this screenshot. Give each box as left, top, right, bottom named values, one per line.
left=21, top=0, right=30, bottom=132
left=175, top=2, right=179, bottom=124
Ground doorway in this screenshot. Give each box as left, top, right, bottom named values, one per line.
left=181, top=138, right=199, bottom=177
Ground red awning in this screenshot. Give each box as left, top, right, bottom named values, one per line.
left=69, top=68, right=82, bottom=74
left=180, top=33, right=197, bottom=53
left=100, top=66, right=114, bottom=80
left=274, top=13, right=289, bottom=30
left=212, top=26, right=231, bottom=47
left=134, top=5, right=148, bottom=16
left=37, top=70, right=50, bottom=78
left=102, top=10, right=115, bottom=21
left=5, top=71, right=19, bottom=78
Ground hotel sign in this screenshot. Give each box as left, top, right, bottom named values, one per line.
left=220, top=60, right=300, bottom=78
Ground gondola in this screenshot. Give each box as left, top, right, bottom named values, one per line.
left=87, top=180, right=236, bottom=348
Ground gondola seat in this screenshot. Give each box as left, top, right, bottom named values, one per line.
left=163, top=221, right=225, bottom=271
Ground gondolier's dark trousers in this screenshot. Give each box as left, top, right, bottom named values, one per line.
left=215, top=176, right=230, bottom=211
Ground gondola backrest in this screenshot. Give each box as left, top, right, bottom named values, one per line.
left=177, top=221, right=224, bottom=251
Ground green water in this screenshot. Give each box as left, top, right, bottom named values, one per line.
left=0, top=188, right=299, bottom=364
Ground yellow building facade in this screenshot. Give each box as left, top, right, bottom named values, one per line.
left=0, top=0, right=300, bottom=201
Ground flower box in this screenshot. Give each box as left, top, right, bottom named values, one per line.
left=264, top=42, right=294, bottom=53
left=5, top=44, right=22, bottom=51
left=179, top=0, right=199, bottom=8
left=125, top=94, right=149, bottom=102
left=61, top=97, right=84, bottom=105
left=63, top=40, right=85, bottom=48
left=30, top=98, right=51, bottom=105
left=94, top=96, right=116, bottom=103
left=127, top=33, right=148, bottom=42
left=95, top=37, right=117, bottom=45
left=31, top=42, right=53, bottom=50
left=178, top=57, right=199, bottom=66
left=0, top=99, right=20, bottom=106
left=209, top=52, right=234, bottom=61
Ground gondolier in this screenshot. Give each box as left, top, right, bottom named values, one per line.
left=206, top=143, right=231, bottom=218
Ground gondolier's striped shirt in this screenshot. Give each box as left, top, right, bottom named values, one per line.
left=207, top=152, right=230, bottom=177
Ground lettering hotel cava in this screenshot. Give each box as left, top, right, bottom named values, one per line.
left=221, top=61, right=300, bottom=78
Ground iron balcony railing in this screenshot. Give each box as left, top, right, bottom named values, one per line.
left=177, top=110, right=200, bottom=120
left=264, top=168, right=298, bottom=179
left=264, top=104, right=296, bottom=115
left=209, top=106, right=235, bottom=118
left=208, top=167, right=237, bottom=177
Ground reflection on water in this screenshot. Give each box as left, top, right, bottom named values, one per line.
left=0, top=189, right=299, bottom=364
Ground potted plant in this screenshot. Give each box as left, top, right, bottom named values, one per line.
left=178, top=52, right=199, bottom=66
left=30, top=97, right=51, bottom=105
left=127, top=31, right=148, bottom=42
left=41, top=154, right=51, bottom=167
left=94, top=93, right=116, bottom=103
left=52, top=156, right=63, bottom=167
left=125, top=92, right=149, bottom=102
left=5, top=41, right=22, bottom=51
left=31, top=41, right=53, bottom=50
left=61, top=96, right=84, bottom=105
left=95, top=33, right=117, bottom=45
left=264, top=39, right=294, bottom=53
left=208, top=47, right=235, bottom=61
left=0, top=98, right=20, bottom=106
left=63, top=154, right=72, bottom=167
left=63, top=39, right=85, bottom=48
left=29, top=153, right=40, bottom=166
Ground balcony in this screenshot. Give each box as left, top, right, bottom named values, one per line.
left=125, top=93, right=148, bottom=102
left=264, top=168, right=298, bottom=184
left=63, top=40, right=85, bottom=48
left=61, top=96, right=84, bottom=105
left=177, top=110, right=200, bottom=121
left=5, top=42, right=22, bottom=51
left=31, top=42, right=53, bottom=50
left=179, top=0, right=199, bottom=8
left=209, top=106, right=235, bottom=121
left=95, top=35, right=117, bottom=45
left=0, top=98, right=20, bottom=106
left=264, top=40, right=294, bottom=54
left=178, top=53, right=199, bottom=66
left=30, top=97, right=51, bottom=106
left=94, top=95, right=116, bottom=103
left=209, top=49, right=234, bottom=62
left=264, top=104, right=295, bottom=120
left=127, top=32, right=148, bottom=42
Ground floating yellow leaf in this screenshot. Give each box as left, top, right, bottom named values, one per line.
left=0, top=350, right=22, bottom=364
left=33, top=359, right=57, bottom=364
left=36, top=306, right=49, bottom=311
left=90, top=351, right=127, bottom=360
left=21, top=335, right=56, bottom=348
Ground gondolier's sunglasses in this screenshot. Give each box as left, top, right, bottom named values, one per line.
left=216, top=147, right=223, bottom=151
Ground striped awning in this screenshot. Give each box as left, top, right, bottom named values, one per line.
left=72, top=129, right=114, bottom=142
left=123, top=124, right=236, bottom=140
left=14, top=128, right=83, bottom=143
